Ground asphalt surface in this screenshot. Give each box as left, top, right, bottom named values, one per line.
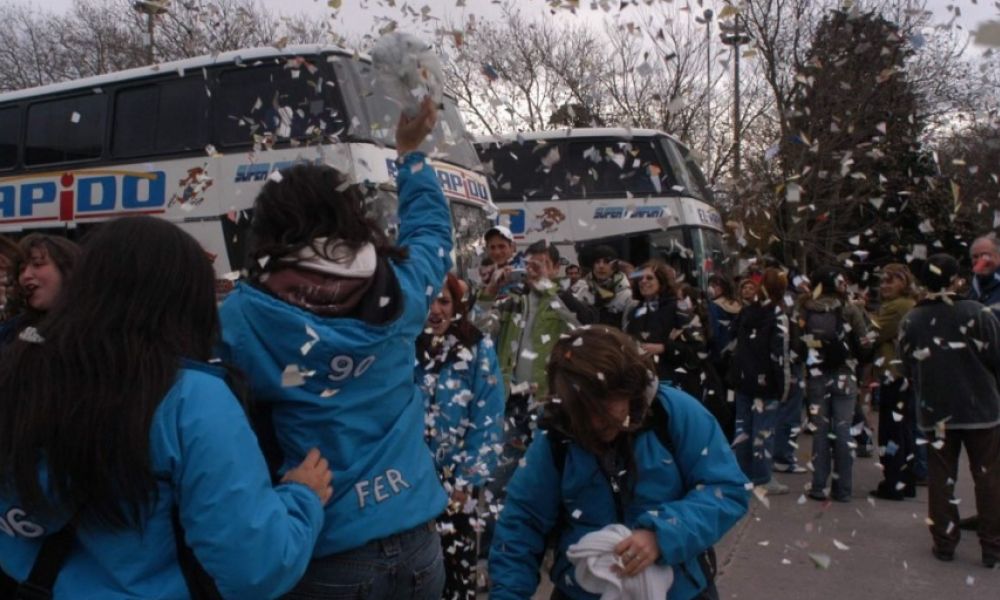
left=715, top=426, right=1000, bottom=599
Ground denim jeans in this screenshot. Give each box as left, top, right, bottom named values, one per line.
left=733, top=393, right=780, bottom=485
left=284, top=521, right=445, bottom=600
left=807, top=372, right=857, bottom=500
left=773, top=366, right=805, bottom=466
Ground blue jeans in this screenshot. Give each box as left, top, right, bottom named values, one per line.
left=285, top=521, right=445, bottom=600
left=774, top=367, right=805, bottom=466
left=808, top=373, right=857, bottom=499
left=733, top=393, right=780, bottom=485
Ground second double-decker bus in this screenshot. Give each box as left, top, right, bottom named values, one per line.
left=475, top=128, right=724, bottom=286
left=0, top=45, right=493, bottom=288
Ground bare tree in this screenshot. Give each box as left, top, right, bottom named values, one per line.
left=0, top=0, right=333, bottom=93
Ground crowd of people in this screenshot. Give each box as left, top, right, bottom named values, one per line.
left=0, top=96, right=996, bottom=600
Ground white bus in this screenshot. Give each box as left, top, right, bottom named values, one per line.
left=475, top=128, right=725, bottom=286
left=0, top=45, right=493, bottom=288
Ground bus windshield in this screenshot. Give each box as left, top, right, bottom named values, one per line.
left=659, top=137, right=712, bottom=203
left=344, top=59, right=480, bottom=170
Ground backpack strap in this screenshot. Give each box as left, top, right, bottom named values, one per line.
left=0, top=522, right=75, bottom=600
left=171, top=505, right=223, bottom=600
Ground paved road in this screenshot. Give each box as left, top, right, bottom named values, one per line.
left=715, top=429, right=999, bottom=599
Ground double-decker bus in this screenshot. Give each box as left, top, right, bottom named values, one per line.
left=0, top=45, right=493, bottom=288
left=475, top=128, right=724, bottom=286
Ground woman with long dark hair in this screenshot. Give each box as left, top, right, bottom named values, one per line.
left=624, top=260, right=702, bottom=390
left=217, top=97, right=451, bottom=598
left=0, top=234, right=80, bottom=345
left=416, top=273, right=504, bottom=599
left=488, top=326, right=748, bottom=600
left=0, top=217, right=331, bottom=598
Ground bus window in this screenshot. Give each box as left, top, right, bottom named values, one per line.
left=660, top=138, right=712, bottom=203
left=565, top=139, right=673, bottom=197
left=349, top=60, right=481, bottom=171
left=0, top=107, right=19, bottom=169
left=26, top=94, right=106, bottom=166
left=113, top=78, right=208, bottom=158
left=478, top=139, right=565, bottom=201
left=216, top=60, right=347, bottom=147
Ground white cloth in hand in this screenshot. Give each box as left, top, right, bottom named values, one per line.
left=566, top=524, right=673, bottom=600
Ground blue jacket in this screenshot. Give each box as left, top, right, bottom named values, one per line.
left=489, top=385, right=749, bottom=600
left=415, top=334, right=505, bottom=489
left=217, top=152, right=452, bottom=557
left=0, top=363, right=324, bottom=599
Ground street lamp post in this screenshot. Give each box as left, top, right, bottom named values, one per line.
left=704, top=9, right=713, bottom=176
left=720, top=12, right=752, bottom=180
left=133, top=1, right=170, bottom=64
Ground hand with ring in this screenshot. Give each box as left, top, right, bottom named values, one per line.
left=614, top=529, right=662, bottom=577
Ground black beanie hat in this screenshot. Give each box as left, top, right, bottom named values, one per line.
left=920, top=254, right=959, bottom=292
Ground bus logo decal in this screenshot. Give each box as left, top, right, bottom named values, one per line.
left=0, top=170, right=166, bottom=223
left=384, top=159, right=490, bottom=204
left=593, top=206, right=665, bottom=220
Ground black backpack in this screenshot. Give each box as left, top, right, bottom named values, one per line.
left=545, top=399, right=719, bottom=599
left=802, top=307, right=851, bottom=369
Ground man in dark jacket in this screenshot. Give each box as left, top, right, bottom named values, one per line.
left=969, top=235, right=1000, bottom=318
left=958, top=235, right=1000, bottom=530
left=899, top=253, right=1000, bottom=567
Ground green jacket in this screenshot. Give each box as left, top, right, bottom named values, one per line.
left=875, top=296, right=915, bottom=380
left=476, top=282, right=581, bottom=398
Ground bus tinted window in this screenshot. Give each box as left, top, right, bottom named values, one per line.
left=26, top=94, right=106, bottom=165
left=565, top=139, right=672, bottom=197
left=478, top=140, right=565, bottom=201
left=0, top=107, right=19, bottom=169
left=216, top=60, right=347, bottom=147
left=114, top=79, right=209, bottom=158
left=478, top=137, right=682, bottom=201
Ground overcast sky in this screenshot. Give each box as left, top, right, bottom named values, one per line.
left=32, top=0, right=1000, bottom=50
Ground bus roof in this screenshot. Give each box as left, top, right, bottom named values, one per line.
left=475, top=127, right=687, bottom=147
left=0, top=44, right=361, bottom=104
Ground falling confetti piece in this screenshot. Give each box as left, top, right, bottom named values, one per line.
left=281, top=364, right=307, bottom=387
left=300, top=324, right=320, bottom=356
left=808, top=553, right=832, bottom=569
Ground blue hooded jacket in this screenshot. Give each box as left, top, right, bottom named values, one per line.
left=415, top=334, right=505, bottom=489
left=217, top=152, right=452, bottom=557
left=0, top=363, right=324, bottom=599
left=489, top=385, right=749, bottom=600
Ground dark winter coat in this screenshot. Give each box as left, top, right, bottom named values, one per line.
left=899, top=295, right=1000, bottom=431
left=730, top=301, right=790, bottom=401
left=969, top=271, right=1000, bottom=320
left=625, top=295, right=700, bottom=383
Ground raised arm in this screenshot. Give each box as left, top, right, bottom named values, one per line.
left=394, top=98, right=453, bottom=312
